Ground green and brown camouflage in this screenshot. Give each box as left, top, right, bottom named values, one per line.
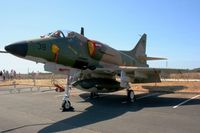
left=4, top=28, right=198, bottom=111
left=5, top=30, right=146, bottom=71
left=5, top=28, right=188, bottom=93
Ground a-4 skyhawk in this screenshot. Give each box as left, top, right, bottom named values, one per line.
left=2, top=28, right=195, bottom=111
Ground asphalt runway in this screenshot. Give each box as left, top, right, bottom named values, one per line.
left=0, top=88, right=199, bottom=133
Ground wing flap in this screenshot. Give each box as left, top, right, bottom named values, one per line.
left=119, top=66, right=189, bottom=73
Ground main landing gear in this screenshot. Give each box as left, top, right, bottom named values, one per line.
left=127, top=89, right=136, bottom=103
left=120, top=70, right=136, bottom=103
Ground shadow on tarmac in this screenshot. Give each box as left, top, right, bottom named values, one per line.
left=1, top=123, right=53, bottom=133
left=38, top=89, right=200, bottom=133
left=142, top=85, right=187, bottom=93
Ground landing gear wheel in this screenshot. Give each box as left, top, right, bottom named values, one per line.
left=127, top=90, right=135, bottom=103
left=61, top=100, right=74, bottom=112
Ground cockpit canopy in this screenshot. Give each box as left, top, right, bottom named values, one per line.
left=40, top=30, right=77, bottom=38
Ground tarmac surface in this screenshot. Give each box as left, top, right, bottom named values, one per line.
left=0, top=88, right=200, bottom=133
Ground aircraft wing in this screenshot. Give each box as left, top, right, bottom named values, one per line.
left=94, top=66, right=192, bottom=76
left=119, top=66, right=190, bottom=74
left=117, top=66, right=194, bottom=83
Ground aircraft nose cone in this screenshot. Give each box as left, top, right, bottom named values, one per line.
left=5, top=41, right=28, bottom=57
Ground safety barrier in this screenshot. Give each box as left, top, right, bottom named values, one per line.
left=0, top=81, right=54, bottom=94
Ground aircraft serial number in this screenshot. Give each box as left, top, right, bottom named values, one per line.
left=38, top=43, right=46, bottom=51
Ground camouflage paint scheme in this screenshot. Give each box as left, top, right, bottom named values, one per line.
left=4, top=29, right=188, bottom=93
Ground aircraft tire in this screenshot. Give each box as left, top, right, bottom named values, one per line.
left=61, top=100, right=74, bottom=111
left=127, top=90, right=135, bottom=103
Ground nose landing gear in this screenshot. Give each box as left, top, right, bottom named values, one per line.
left=61, top=75, right=74, bottom=112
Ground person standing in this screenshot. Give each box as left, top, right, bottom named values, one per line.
left=0, top=71, right=3, bottom=81
left=2, top=70, right=5, bottom=80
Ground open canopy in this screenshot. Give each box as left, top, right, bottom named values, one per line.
left=41, top=30, right=77, bottom=38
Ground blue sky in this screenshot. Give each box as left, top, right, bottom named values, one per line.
left=0, top=0, right=200, bottom=73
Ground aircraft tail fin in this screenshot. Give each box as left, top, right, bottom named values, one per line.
left=132, top=33, right=147, bottom=61
left=121, top=34, right=147, bottom=65
left=121, top=34, right=166, bottom=66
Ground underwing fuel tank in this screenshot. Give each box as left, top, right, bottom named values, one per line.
left=72, top=78, right=124, bottom=93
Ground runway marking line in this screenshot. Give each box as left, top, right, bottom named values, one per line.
left=173, top=94, right=200, bottom=109
left=137, top=93, right=159, bottom=100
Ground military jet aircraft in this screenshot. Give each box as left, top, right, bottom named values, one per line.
left=1, top=28, right=192, bottom=111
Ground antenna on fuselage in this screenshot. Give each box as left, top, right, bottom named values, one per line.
left=81, top=27, right=84, bottom=36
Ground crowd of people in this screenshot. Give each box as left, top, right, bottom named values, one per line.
left=0, top=70, right=17, bottom=81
